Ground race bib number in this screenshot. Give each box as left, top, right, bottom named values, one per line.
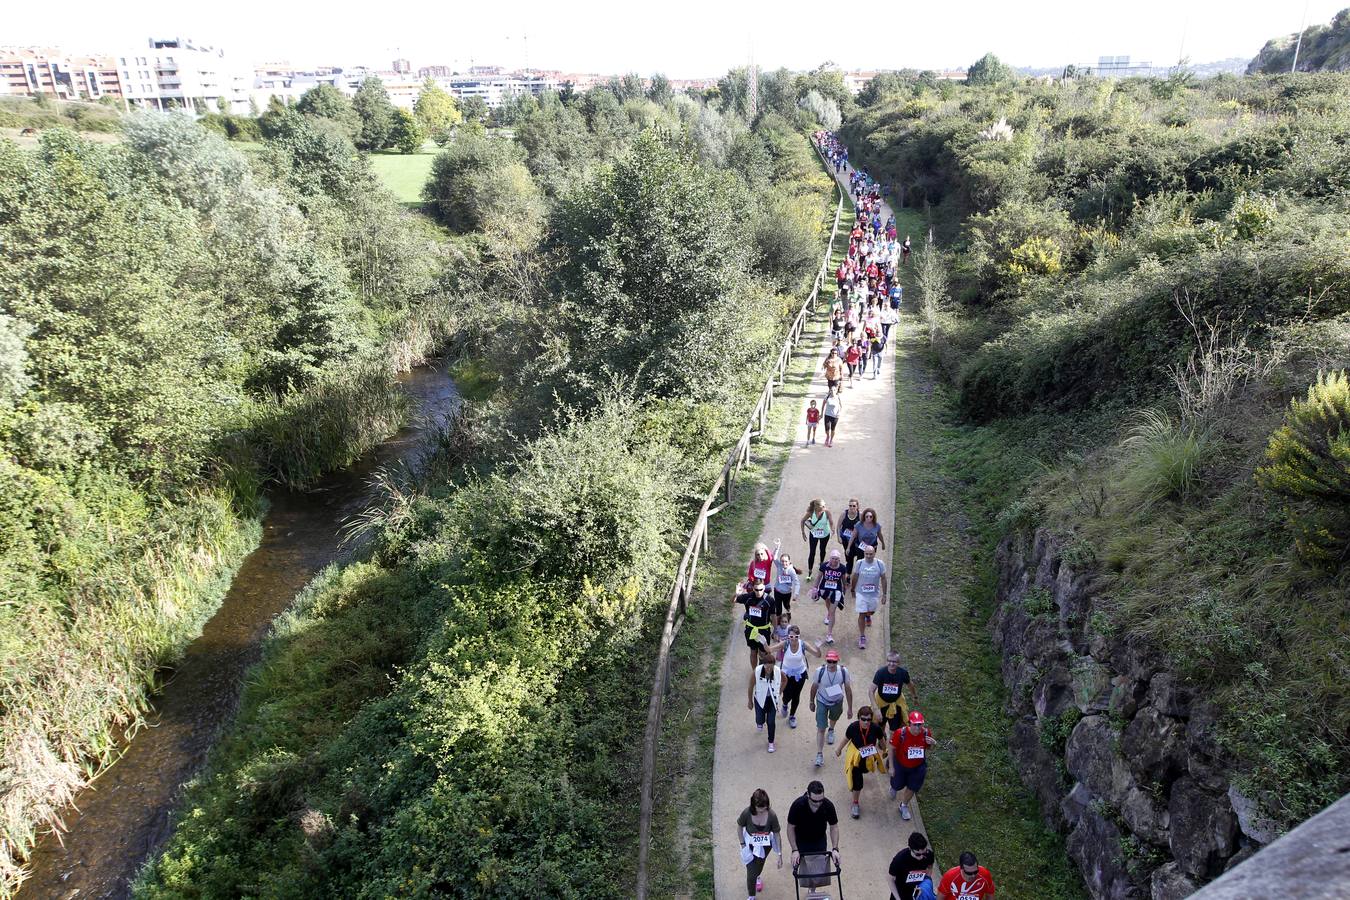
left=906, top=872, right=926, bottom=883
left=778, top=575, right=794, bottom=589
left=959, top=894, right=980, bottom=900
left=748, top=831, right=772, bottom=848
left=820, top=686, right=843, bottom=704
left=748, top=606, right=765, bottom=619
left=859, top=744, right=877, bottom=759
left=880, top=683, right=899, bottom=697
left=860, top=582, right=877, bottom=593
left=907, top=746, right=925, bottom=761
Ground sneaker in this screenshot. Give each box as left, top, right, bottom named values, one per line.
left=825, top=632, right=834, bottom=644
left=826, top=728, right=835, bottom=745
left=850, top=803, right=860, bottom=819
left=757, top=723, right=764, bottom=731
left=756, top=875, right=764, bottom=893
left=860, top=634, right=868, bottom=649
left=789, top=716, right=798, bottom=729
left=767, top=742, right=775, bottom=753
left=825, top=614, right=831, bottom=625
left=814, top=752, right=824, bottom=767
left=900, top=802, right=912, bottom=821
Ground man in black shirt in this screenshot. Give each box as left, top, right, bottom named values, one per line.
left=736, top=578, right=775, bottom=668
left=888, top=831, right=936, bottom=900
left=786, top=779, right=839, bottom=885
left=872, top=651, right=919, bottom=734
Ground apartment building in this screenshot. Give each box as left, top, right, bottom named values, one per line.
left=117, top=38, right=251, bottom=113
left=0, top=48, right=122, bottom=101
left=441, top=72, right=559, bottom=108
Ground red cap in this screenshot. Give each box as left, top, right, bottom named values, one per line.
left=909, top=711, right=925, bottom=724
left=825, top=649, right=840, bottom=661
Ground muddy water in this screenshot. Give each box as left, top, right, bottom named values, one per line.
left=18, top=364, right=460, bottom=900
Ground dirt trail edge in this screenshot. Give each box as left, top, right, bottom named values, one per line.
left=711, top=169, right=918, bottom=899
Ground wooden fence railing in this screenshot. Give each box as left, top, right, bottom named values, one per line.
left=634, top=156, right=844, bottom=899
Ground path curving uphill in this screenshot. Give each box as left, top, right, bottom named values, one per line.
left=711, top=158, right=925, bottom=898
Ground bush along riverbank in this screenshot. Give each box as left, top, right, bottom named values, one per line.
left=134, top=80, right=842, bottom=898
left=0, top=108, right=466, bottom=894
left=843, top=68, right=1349, bottom=896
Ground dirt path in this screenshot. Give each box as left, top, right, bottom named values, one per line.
left=711, top=170, right=921, bottom=899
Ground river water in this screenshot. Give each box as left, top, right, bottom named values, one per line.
left=18, top=364, right=460, bottom=900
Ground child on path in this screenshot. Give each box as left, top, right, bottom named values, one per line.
left=806, top=400, right=820, bottom=445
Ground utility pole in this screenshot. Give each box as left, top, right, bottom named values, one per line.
left=1291, top=0, right=1310, bottom=73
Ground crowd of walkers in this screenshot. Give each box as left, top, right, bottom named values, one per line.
left=813, top=131, right=906, bottom=451
left=729, top=133, right=996, bottom=900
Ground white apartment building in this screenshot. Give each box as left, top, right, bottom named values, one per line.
left=441, top=72, right=558, bottom=108
left=117, top=38, right=251, bottom=113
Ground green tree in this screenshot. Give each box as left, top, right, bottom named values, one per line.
left=647, top=73, right=673, bottom=104
left=422, top=134, right=540, bottom=232
left=352, top=76, right=397, bottom=151
left=460, top=95, right=489, bottom=124
left=413, top=78, right=461, bottom=138
left=296, top=83, right=360, bottom=139
left=391, top=107, right=426, bottom=153
left=546, top=132, right=750, bottom=400
left=967, top=52, right=1013, bottom=86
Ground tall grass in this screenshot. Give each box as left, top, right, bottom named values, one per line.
left=247, top=363, right=412, bottom=489
left=1118, top=409, right=1211, bottom=506
left=0, top=482, right=261, bottom=896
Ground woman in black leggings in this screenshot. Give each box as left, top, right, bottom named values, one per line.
left=767, top=625, right=821, bottom=729
left=800, top=498, right=834, bottom=573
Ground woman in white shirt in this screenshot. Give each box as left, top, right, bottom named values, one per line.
left=748, top=655, right=786, bottom=753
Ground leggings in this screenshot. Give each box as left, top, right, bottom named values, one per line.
left=783, top=673, right=807, bottom=716
left=754, top=698, right=778, bottom=742
left=845, top=545, right=864, bottom=579
left=808, top=534, right=830, bottom=572
left=745, top=852, right=767, bottom=896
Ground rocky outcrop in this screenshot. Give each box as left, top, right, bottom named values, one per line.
left=993, top=529, right=1275, bottom=899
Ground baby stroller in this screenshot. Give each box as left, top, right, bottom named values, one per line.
left=792, top=849, right=845, bottom=899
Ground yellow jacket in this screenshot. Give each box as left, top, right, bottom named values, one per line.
left=842, top=734, right=888, bottom=784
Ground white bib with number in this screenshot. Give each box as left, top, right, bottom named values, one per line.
left=747, top=831, right=772, bottom=848
left=859, top=744, right=877, bottom=759
left=880, top=683, right=899, bottom=697
left=907, top=746, right=925, bottom=761
left=906, top=871, right=926, bottom=883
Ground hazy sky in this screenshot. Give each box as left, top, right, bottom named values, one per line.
left=5, top=0, right=1343, bottom=76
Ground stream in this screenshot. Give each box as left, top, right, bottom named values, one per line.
left=18, top=363, right=460, bottom=900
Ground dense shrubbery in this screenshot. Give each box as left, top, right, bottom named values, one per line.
left=135, top=77, right=836, bottom=897
left=846, top=71, right=1350, bottom=831
left=0, top=111, right=457, bottom=890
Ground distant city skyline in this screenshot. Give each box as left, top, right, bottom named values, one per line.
left=6, top=0, right=1344, bottom=78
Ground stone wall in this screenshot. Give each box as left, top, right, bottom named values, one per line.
left=992, top=529, right=1278, bottom=900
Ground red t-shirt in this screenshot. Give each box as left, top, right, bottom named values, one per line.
left=747, top=556, right=773, bottom=584
left=806, top=407, right=821, bottom=423
left=938, top=866, right=995, bottom=900
left=890, top=725, right=932, bottom=768
left=844, top=346, right=861, bottom=365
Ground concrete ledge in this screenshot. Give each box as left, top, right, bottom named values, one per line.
left=1189, top=793, right=1350, bottom=898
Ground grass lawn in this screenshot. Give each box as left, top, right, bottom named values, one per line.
left=369, top=144, right=438, bottom=205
